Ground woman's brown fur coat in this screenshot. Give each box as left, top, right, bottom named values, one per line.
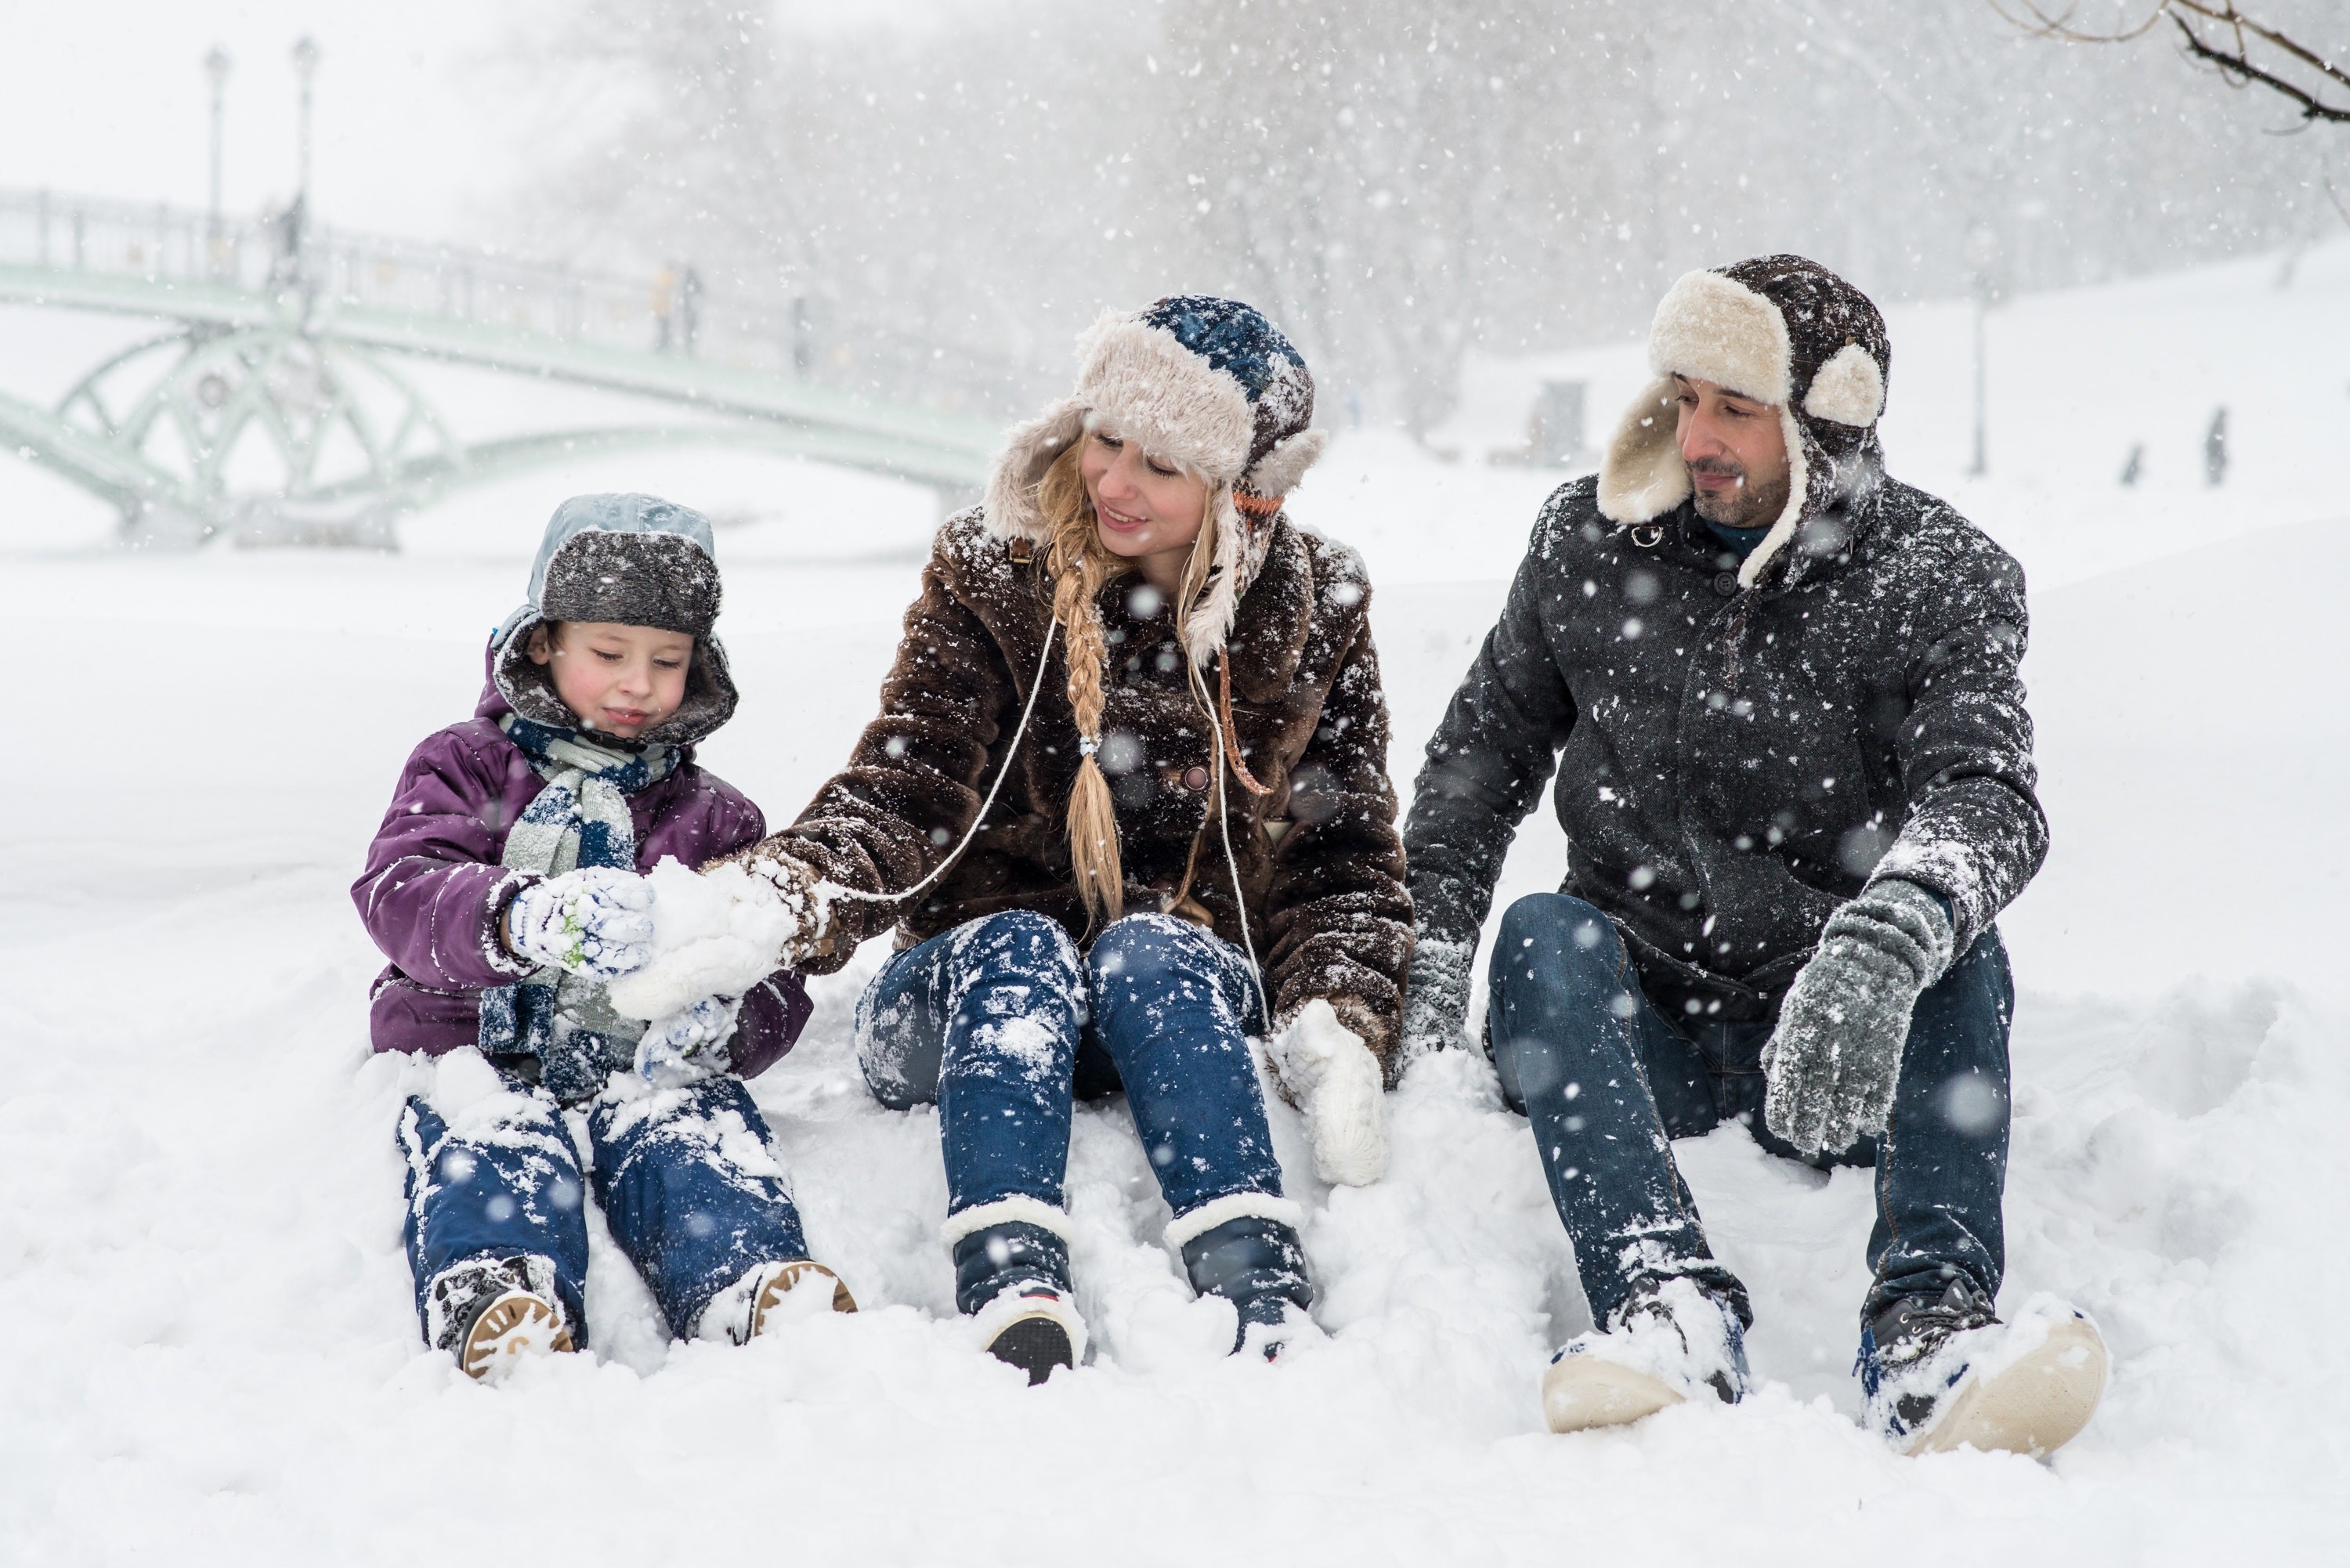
left=747, top=506, right=1414, bottom=1074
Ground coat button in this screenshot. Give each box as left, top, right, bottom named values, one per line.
left=1712, top=571, right=1740, bottom=598
left=1181, top=765, right=1210, bottom=792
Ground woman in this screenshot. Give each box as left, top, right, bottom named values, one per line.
left=624, top=297, right=1411, bottom=1382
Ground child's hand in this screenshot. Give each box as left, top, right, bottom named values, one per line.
left=633, top=995, right=743, bottom=1082
left=504, top=868, right=656, bottom=980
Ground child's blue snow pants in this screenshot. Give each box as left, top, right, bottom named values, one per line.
left=399, top=1068, right=812, bottom=1344
left=855, top=909, right=1284, bottom=1229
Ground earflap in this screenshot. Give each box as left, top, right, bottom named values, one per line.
left=1596, top=378, right=1690, bottom=526
left=1242, top=428, right=1328, bottom=500
left=1183, top=482, right=1250, bottom=666
left=1735, top=406, right=1814, bottom=588
left=984, top=398, right=1089, bottom=547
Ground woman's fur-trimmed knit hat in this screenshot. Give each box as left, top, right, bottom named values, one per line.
left=1598, top=254, right=1892, bottom=588
left=985, top=295, right=1329, bottom=660
left=490, top=492, right=739, bottom=746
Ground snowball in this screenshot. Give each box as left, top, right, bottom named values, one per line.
left=1270, top=999, right=1389, bottom=1187
left=605, top=856, right=800, bottom=1021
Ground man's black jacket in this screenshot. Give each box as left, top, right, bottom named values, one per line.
left=1404, top=471, right=2045, bottom=1030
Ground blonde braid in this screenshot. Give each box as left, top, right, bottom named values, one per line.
left=1039, top=445, right=1126, bottom=925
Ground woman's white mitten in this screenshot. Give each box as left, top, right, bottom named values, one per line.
left=606, top=855, right=820, bottom=1021
left=1269, top=999, right=1390, bottom=1187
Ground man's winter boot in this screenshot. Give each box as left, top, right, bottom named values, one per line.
left=1542, top=1274, right=1750, bottom=1433
left=425, top=1255, right=577, bottom=1383
left=949, top=1206, right=1085, bottom=1386
left=696, top=1259, right=859, bottom=1345
left=1860, top=1281, right=2108, bottom=1458
left=1177, top=1215, right=1314, bottom=1358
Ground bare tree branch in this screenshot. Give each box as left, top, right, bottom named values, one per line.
left=1991, top=2, right=2350, bottom=124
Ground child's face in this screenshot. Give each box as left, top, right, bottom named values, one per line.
left=526, top=621, right=695, bottom=739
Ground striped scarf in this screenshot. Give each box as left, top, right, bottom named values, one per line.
left=479, top=714, right=680, bottom=1103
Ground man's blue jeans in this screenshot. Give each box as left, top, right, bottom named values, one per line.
left=855, top=910, right=1284, bottom=1226
left=1487, top=892, right=2012, bottom=1331
left=399, top=1069, right=813, bottom=1343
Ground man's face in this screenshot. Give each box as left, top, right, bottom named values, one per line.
left=1675, top=375, right=1791, bottom=529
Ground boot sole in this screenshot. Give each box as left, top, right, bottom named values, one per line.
left=986, top=1316, right=1075, bottom=1386
left=1906, top=1317, right=2109, bottom=1458
left=461, top=1290, right=574, bottom=1382
left=1542, top=1356, right=1686, bottom=1433
left=748, top=1260, right=858, bottom=1338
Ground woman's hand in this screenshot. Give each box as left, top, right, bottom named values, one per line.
left=1267, top=999, right=1389, bottom=1187
left=606, top=854, right=826, bottom=1021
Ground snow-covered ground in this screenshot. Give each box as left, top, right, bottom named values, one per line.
left=2, top=247, right=2346, bottom=1562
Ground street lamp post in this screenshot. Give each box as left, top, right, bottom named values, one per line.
left=291, top=36, right=319, bottom=211
left=1962, top=225, right=1998, bottom=479
left=204, top=47, right=230, bottom=273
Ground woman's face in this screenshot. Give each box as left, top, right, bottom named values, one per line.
left=1079, top=428, right=1209, bottom=582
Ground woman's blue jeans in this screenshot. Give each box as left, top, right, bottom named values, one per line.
left=1487, top=892, right=2013, bottom=1332
left=855, top=910, right=1283, bottom=1225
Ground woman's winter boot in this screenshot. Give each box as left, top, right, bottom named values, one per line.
left=1177, top=1215, right=1314, bottom=1357
left=426, top=1254, right=577, bottom=1382
left=948, top=1204, right=1086, bottom=1385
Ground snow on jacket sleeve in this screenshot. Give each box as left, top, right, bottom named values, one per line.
left=684, top=775, right=814, bottom=1078
left=1401, top=502, right=1583, bottom=1033
left=1869, top=525, right=2048, bottom=952
left=1262, top=600, right=1415, bottom=1075
left=749, top=541, right=1016, bottom=970
left=352, top=725, right=537, bottom=992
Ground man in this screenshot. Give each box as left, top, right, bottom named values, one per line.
left=1402, top=255, right=2106, bottom=1457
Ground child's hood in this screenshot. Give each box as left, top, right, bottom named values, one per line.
left=486, top=493, right=742, bottom=747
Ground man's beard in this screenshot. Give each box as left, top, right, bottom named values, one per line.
left=1690, top=461, right=1791, bottom=529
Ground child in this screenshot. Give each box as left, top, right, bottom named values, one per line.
left=354, top=493, right=851, bottom=1382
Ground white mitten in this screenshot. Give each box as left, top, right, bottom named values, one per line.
left=504, top=868, right=654, bottom=980
left=606, top=854, right=822, bottom=1021
left=633, top=995, right=743, bottom=1083
left=1267, top=999, right=1390, bottom=1187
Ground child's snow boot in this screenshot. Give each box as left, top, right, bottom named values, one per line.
left=1177, top=1215, right=1314, bottom=1358
left=952, top=1213, right=1085, bottom=1385
left=697, top=1258, right=859, bottom=1345
left=1860, top=1281, right=2107, bottom=1458
left=1542, top=1274, right=1749, bottom=1433
left=426, top=1254, right=577, bottom=1382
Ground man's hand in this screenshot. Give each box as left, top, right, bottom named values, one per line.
left=504, top=868, right=655, bottom=981
left=1762, top=879, right=1955, bottom=1158
left=1267, top=999, right=1389, bottom=1187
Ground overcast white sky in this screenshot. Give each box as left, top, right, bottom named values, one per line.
left=0, top=0, right=961, bottom=247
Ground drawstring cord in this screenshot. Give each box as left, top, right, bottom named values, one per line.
left=821, top=620, right=1060, bottom=909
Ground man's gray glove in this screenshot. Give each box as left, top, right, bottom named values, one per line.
left=1399, top=935, right=1477, bottom=1057
left=1762, top=879, right=1956, bottom=1158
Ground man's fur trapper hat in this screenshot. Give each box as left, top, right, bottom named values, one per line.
left=1598, top=254, right=1893, bottom=588
left=985, top=295, right=1329, bottom=661
left=490, top=492, right=740, bottom=746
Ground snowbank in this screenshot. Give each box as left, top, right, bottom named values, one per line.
left=2, top=244, right=2345, bottom=1561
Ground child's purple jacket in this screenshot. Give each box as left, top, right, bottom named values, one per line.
left=352, top=670, right=812, bottom=1078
